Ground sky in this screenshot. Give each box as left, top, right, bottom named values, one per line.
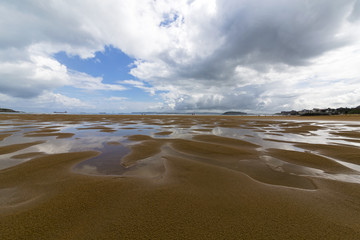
left=0, top=0, right=360, bottom=113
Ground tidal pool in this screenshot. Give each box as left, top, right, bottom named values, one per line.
left=0, top=115, right=359, bottom=186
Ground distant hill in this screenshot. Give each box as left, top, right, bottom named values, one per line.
left=0, top=108, right=18, bottom=113
left=222, top=111, right=247, bottom=115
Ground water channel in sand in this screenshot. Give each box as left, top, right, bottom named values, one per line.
left=0, top=117, right=360, bottom=186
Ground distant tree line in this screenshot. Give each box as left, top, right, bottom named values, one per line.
left=278, top=106, right=360, bottom=116
left=0, top=108, right=18, bottom=113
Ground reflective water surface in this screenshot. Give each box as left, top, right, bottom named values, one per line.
left=1, top=117, right=359, bottom=186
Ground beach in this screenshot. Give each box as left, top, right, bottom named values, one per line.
left=0, top=114, right=359, bottom=239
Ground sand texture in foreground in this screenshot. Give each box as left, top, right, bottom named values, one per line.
left=0, top=114, right=360, bottom=239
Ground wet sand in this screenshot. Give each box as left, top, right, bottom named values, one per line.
left=0, top=114, right=360, bottom=239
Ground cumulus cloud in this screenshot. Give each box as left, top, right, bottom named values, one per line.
left=0, top=91, right=91, bottom=113
left=120, top=80, right=155, bottom=95
left=39, top=92, right=91, bottom=109
left=94, top=97, right=163, bottom=112
left=186, top=1, right=358, bottom=111
left=127, top=0, right=360, bottom=111
left=106, top=96, right=128, bottom=101
left=0, top=53, right=125, bottom=98
left=69, top=71, right=125, bottom=91
left=0, top=0, right=359, bottom=112
left=0, top=54, right=69, bottom=98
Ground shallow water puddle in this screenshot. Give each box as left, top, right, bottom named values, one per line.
left=0, top=117, right=359, bottom=186
left=73, top=143, right=131, bottom=175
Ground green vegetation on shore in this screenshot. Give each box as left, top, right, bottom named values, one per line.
left=279, top=106, right=360, bottom=116
left=0, top=108, right=18, bottom=113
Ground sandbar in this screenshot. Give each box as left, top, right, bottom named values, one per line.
left=0, top=114, right=359, bottom=239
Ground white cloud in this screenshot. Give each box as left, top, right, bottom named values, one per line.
left=0, top=54, right=69, bottom=98
left=88, top=98, right=163, bottom=113
left=0, top=91, right=91, bottom=113
left=106, top=96, right=128, bottom=101
left=120, top=80, right=155, bottom=95
left=0, top=0, right=359, bottom=112
left=69, top=71, right=125, bottom=91
left=0, top=52, right=125, bottom=98
left=39, top=92, right=91, bottom=109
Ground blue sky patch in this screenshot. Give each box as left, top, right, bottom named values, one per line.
left=54, top=46, right=135, bottom=83
left=160, top=13, right=180, bottom=27
left=53, top=45, right=158, bottom=107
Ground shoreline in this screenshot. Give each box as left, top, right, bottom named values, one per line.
left=1, top=112, right=360, bottom=119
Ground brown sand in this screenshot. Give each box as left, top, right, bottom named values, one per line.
left=106, top=141, right=122, bottom=146
left=0, top=114, right=359, bottom=239
left=154, top=131, right=173, bottom=135
left=235, top=159, right=317, bottom=189
left=329, top=137, right=360, bottom=144
left=26, top=129, right=60, bottom=133
left=100, top=129, right=117, bottom=133
left=170, top=138, right=257, bottom=162
left=0, top=141, right=45, bottom=155
left=127, top=134, right=153, bottom=141
left=296, top=143, right=360, bottom=165
left=77, top=126, right=115, bottom=132
left=192, top=128, right=213, bottom=132
left=11, top=152, right=46, bottom=159
left=193, top=134, right=259, bottom=148
left=279, top=125, right=325, bottom=134
left=267, top=149, right=355, bottom=173
left=24, top=132, right=75, bottom=139
left=330, top=131, right=360, bottom=138
left=122, top=139, right=163, bottom=167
